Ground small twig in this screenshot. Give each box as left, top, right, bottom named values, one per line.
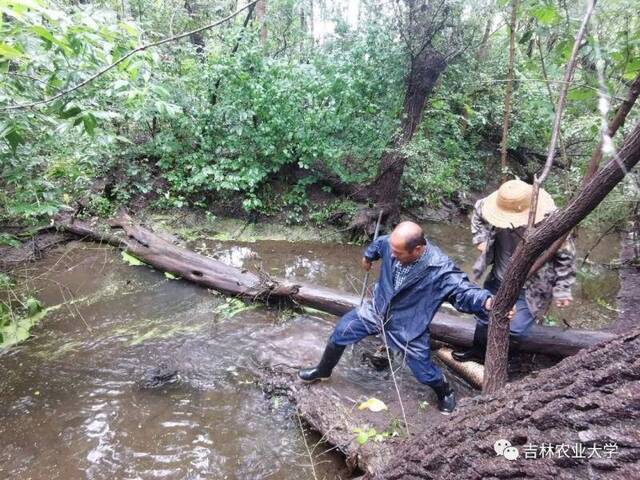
left=296, top=414, right=319, bottom=480
left=580, top=223, right=619, bottom=267
left=378, top=312, right=410, bottom=436
left=527, top=0, right=596, bottom=228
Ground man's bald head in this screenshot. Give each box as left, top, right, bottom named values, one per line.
left=389, top=221, right=427, bottom=264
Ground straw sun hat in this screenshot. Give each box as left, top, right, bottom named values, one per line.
left=481, top=179, right=556, bottom=229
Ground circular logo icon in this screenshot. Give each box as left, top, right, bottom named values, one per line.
left=494, top=439, right=511, bottom=456
left=503, top=446, right=519, bottom=461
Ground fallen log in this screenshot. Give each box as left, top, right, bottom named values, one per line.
left=434, top=348, right=484, bottom=389
left=55, top=213, right=616, bottom=357
left=371, top=327, right=640, bottom=480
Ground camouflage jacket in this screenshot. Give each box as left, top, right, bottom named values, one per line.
left=470, top=198, right=576, bottom=319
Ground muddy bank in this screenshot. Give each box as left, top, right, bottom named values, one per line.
left=0, top=230, right=70, bottom=271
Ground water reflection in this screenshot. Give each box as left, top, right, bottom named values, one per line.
left=212, top=246, right=259, bottom=268
left=283, top=256, right=326, bottom=281
left=0, top=246, right=346, bottom=480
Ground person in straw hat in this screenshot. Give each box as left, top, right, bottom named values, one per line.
left=452, top=179, right=576, bottom=364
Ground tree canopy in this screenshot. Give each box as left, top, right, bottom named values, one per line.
left=1, top=0, right=638, bottom=225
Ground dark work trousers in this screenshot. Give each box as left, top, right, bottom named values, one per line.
left=475, top=272, right=535, bottom=338
left=329, top=307, right=444, bottom=386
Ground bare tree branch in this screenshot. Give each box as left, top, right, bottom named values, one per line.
left=526, top=0, right=596, bottom=228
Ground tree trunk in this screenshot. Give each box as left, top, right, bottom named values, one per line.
left=475, top=15, right=493, bottom=62
left=348, top=49, right=447, bottom=237
left=484, top=119, right=640, bottom=394
left=255, top=0, right=267, bottom=44
left=210, top=2, right=256, bottom=105
left=184, top=0, right=205, bottom=54
left=53, top=213, right=613, bottom=357
left=366, top=50, right=447, bottom=206
left=485, top=0, right=596, bottom=393
left=370, top=327, right=640, bottom=480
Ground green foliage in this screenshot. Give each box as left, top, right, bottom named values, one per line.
left=87, top=195, right=114, bottom=218
left=543, top=313, right=558, bottom=326
left=0, top=0, right=638, bottom=229
left=0, top=273, right=15, bottom=289
left=353, top=418, right=403, bottom=445
left=213, top=298, right=257, bottom=321
left=121, top=250, right=145, bottom=266
left=149, top=20, right=403, bottom=212
left=0, top=233, right=21, bottom=247
left=0, top=272, right=56, bottom=348
left=401, top=65, right=487, bottom=208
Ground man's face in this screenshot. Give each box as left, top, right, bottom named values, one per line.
left=389, top=235, right=424, bottom=265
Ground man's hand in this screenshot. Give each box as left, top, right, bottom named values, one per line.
left=476, top=241, right=487, bottom=253
left=362, top=257, right=372, bottom=271
left=555, top=298, right=572, bottom=308
left=484, top=296, right=516, bottom=320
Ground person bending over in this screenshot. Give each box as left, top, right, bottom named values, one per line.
left=299, top=221, right=507, bottom=414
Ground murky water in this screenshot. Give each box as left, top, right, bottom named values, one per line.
left=200, top=222, right=620, bottom=330
left=0, top=221, right=621, bottom=479
left=0, top=246, right=349, bottom=479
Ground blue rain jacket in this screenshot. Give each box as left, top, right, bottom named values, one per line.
left=362, top=234, right=491, bottom=357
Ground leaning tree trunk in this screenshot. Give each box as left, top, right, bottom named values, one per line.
left=368, top=50, right=447, bottom=205
left=484, top=119, right=640, bottom=393
left=185, top=0, right=206, bottom=54
left=255, top=0, right=267, bottom=44
left=349, top=49, right=447, bottom=235
left=370, top=327, right=640, bottom=480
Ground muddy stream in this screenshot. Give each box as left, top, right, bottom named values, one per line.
left=0, top=222, right=621, bottom=479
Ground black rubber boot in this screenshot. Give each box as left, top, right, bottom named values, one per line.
left=298, top=341, right=346, bottom=383
left=451, top=323, right=488, bottom=363
left=430, top=376, right=456, bottom=415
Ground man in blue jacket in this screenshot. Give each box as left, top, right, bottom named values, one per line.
left=298, top=221, right=499, bottom=414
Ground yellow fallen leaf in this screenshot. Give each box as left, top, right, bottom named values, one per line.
left=358, top=398, right=388, bottom=412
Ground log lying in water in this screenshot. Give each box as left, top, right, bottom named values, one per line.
left=252, top=317, right=460, bottom=477
left=55, top=213, right=616, bottom=357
